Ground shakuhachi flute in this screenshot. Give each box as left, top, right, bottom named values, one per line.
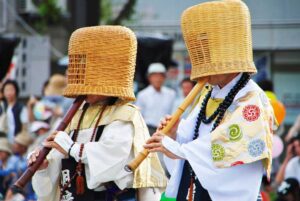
left=125, top=78, right=208, bottom=172
left=11, top=96, right=86, bottom=192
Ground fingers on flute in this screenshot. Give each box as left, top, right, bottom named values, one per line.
left=146, top=135, right=162, bottom=144
left=43, top=141, right=55, bottom=148
left=165, top=115, right=172, bottom=121
left=148, top=147, right=164, bottom=153
left=144, top=142, right=162, bottom=150
left=157, top=115, right=172, bottom=131
left=34, top=149, right=40, bottom=157
left=46, top=131, right=58, bottom=141
left=28, top=148, right=40, bottom=166
left=28, top=154, right=37, bottom=166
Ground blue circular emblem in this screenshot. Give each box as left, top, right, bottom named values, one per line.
left=248, top=139, right=265, bottom=157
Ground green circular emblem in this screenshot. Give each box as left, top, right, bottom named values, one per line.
left=212, top=144, right=225, bottom=161
left=228, top=124, right=243, bottom=142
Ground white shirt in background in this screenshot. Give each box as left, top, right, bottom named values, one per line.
left=284, top=156, right=300, bottom=183
left=136, top=85, right=176, bottom=127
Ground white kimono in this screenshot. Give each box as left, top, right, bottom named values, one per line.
left=163, top=75, right=265, bottom=201
left=32, top=122, right=136, bottom=200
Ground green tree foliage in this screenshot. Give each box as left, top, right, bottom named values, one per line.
left=100, top=0, right=137, bottom=25
left=32, top=0, right=62, bottom=32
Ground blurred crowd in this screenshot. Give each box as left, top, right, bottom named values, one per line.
left=0, top=74, right=72, bottom=201
left=0, top=62, right=299, bottom=201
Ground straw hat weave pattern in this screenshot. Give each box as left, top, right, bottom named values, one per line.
left=181, top=0, right=257, bottom=80
left=63, top=26, right=137, bottom=101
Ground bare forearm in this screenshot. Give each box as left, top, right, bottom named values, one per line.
left=275, top=159, right=289, bottom=184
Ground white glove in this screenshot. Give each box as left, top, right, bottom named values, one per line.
left=54, top=131, right=74, bottom=154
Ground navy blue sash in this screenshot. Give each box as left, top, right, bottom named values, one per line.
left=177, top=161, right=212, bottom=201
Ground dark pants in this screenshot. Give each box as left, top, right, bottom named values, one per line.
left=94, top=188, right=137, bottom=201
left=147, top=125, right=157, bottom=136
left=177, top=161, right=212, bottom=201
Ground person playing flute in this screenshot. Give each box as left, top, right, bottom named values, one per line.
left=144, top=1, right=276, bottom=201
left=28, top=26, right=167, bottom=201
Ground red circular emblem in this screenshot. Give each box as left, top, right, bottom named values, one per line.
left=231, top=161, right=244, bottom=166
left=242, top=105, right=260, bottom=122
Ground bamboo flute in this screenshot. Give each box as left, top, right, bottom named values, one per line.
left=125, top=78, right=208, bottom=172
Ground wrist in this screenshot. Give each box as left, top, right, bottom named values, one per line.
left=54, top=131, right=74, bottom=153
left=68, top=142, right=76, bottom=157
left=70, top=143, right=80, bottom=161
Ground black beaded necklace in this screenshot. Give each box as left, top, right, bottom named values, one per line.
left=187, top=72, right=251, bottom=190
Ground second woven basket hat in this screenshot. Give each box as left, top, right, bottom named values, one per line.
left=181, top=0, right=257, bottom=81
left=63, top=26, right=137, bottom=101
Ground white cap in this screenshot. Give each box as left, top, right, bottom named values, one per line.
left=30, top=121, right=50, bottom=133
left=147, top=63, right=166, bottom=75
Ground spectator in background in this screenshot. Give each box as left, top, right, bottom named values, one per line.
left=283, top=136, right=300, bottom=182
left=136, top=63, right=176, bottom=134
left=27, top=121, right=50, bottom=154
left=26, top=80, right=49, bottom=123
left=5, top=132, right=34, bottom=201
left=43, top=74, right=72, bottom=115
left=172, top=78, right=196, bottom=119
left=1, top=80, right=28, bottom=143
left=0, top=101, right=8, bottom=136
left=27, top=74, right=72, bottom=128
left=275, top=178, right=300, bottom=201
left=11, top=132, right=33, bottom=177
left=165, top=60, right=179, bottom=91
left=275, top=134, right=300, bottom=185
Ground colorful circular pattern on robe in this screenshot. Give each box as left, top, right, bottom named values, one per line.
left=242, top=105, right=260, bottom=122
left=231, top=161, right=244, bottom=166
left=212, top=144, right=225, bottom=161
left=228, top=124, right=243, bottom=142
left=248, top=139, right=265, bottom=157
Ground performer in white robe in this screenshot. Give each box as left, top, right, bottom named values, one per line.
left=144, top=1, right=275, bottom=201
left=28, top=26, right=167, bottom=201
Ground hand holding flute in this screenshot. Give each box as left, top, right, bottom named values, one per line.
left=125, top=78, right=208, bottom=171
left=11, top=96, right=85, bottom=192
left=144, top=117, right=182, bottom=160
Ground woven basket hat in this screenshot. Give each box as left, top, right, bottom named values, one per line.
left=181, top=0, right=257, bottom=81
left=63, top=26, right=137, bottom=101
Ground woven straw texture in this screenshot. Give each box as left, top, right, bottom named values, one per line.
left=63, top=26, right=137, bottom=101
left=181, top=0, right=257, bottom=81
